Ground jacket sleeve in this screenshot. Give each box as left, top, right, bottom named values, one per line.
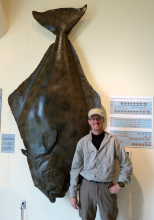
left=69, top=141, right=83, bottom=198
left=114, top=137, right=133, bottom=184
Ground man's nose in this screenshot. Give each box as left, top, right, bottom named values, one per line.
left=93, top=119, right=99, bottom=121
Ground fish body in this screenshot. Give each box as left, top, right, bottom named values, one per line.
left=8, top=5, right=102, bottom=203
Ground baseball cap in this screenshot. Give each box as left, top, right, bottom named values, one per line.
left=88, top=108, right=104, bottom=118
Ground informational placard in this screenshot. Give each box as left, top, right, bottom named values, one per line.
left=1, top=134, right=15, bottom=153
left=109, top=96, right=153, bottom=148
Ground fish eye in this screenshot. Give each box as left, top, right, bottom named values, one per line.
left=53, top=186, right=58, bottom=192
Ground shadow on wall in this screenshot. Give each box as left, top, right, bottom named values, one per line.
left=66, top=173, right=144, bottom=220
left=65, top=160, right=144, bottom=220
left=112, top=160, right=144, bottom=220
left=1, top=0, right=24, bottom=26
left=0, top=0, right=9, bottom=37
left=117, top=174, right=143, bottom=220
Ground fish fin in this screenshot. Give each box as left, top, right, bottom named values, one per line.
left=70, top=42, right=102, bottom=111
left=42, top=129, right=57, bottom=152
left=32, top=5, right=87, bottom=35
left=8, top=44, right=53, bottom=127
left=21, top=149, right=27, bottom=156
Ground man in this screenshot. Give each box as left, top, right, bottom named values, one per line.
left=69, top=108, right=132, bottom=220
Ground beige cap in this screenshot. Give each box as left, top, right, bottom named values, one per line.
left=88, top=108, right=104, bottom=118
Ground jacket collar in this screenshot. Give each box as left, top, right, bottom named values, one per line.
left=88, top=131, right=112, bottom=150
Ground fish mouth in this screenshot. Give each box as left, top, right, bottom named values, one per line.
left=49, top=193, right=65, bottom=203
left=49, top=192, right=65, bottom=198
left=49, top=197, right=56, bottom=203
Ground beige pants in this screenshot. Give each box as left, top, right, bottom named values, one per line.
left=79, top=179, right=118, bottom=220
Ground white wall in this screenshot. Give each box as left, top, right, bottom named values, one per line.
left=0, top=0, right=154, bottom=219
left=0, top=0, right=9, bottom=37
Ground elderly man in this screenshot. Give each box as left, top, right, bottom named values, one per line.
left=69, top=108, right=132, bottom=220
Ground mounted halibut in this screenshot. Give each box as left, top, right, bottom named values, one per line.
left=8, top=5, right=102, bottom=203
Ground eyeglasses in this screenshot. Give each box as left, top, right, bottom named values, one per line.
left=89, top=117, right=103, bottom=121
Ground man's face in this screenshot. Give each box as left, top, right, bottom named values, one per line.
left=88, top=114, right=105, bottom=134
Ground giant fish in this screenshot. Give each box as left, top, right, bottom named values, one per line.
left=8, top=5, right=102, bottom=203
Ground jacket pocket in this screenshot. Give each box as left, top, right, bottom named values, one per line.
left=83, top=150, right=95, bottom=170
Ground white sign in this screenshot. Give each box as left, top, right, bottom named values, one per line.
left=1, top=134, right=15, bottom=153
left=109, top=96, right=153, bottom=148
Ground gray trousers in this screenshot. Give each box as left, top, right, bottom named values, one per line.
left=79, top=179, right=118, bottom=220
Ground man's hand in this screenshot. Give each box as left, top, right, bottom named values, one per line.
left=108, top=183, right=122, bottom=194
left=70, top=197, right=79, bottom=210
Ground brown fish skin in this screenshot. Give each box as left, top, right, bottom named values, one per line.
left=9, top=5, right=89, bottom=203
left=20, top=30, right=89, bottom=202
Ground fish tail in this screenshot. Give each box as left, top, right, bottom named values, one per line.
left=32, top=5, right=87, bottom=35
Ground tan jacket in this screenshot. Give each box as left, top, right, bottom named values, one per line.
left=69, top=131, right=132, bottom=198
